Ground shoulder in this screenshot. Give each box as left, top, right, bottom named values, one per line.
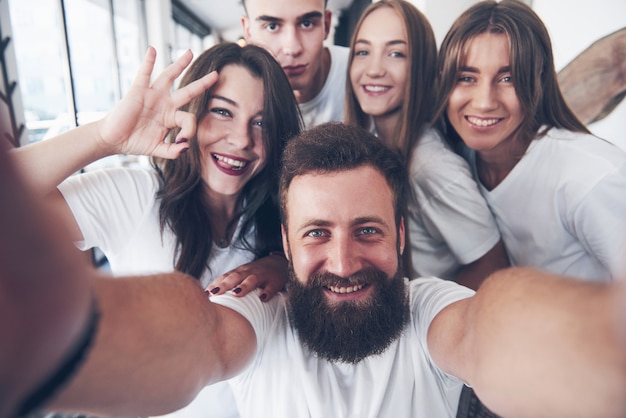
left=409, top=277, right=474, bottom=325
left=536, top=129, right=625, bottom=167
left=211, top=290, right=287, bottom=345
left=408, top=129, right=476, bottom=194
left=529, top=129, right=626, bottom=192
left=59, top=166, right=159, bottom=198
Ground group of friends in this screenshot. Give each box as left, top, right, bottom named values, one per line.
left=2, top=0, right=626, bottom=417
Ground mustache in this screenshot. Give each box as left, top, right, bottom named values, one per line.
left=302, top=267, right=389, bottom=290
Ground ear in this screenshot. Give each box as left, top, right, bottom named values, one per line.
left=241, top=16, right=252, bottom=40
left=281, top=224, right=290, bottom=261
left=399, top=216, right=406, bottom=255
left=323, top=9, right=332, bottom=40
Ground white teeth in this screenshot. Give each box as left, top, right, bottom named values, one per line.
left=328, top=284, right=365, bottom=294
left=364, top=85, right=389, bottom=92
left=467, top=116, right=499, bottom=127
left=213, top=154, right=247, bottom=170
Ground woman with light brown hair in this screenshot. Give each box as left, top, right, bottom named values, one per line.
left=345, top=0, right=509, bottom=289
left=435, top=0, right=626, bottom=282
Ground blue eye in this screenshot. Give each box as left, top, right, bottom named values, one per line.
left=211, top=108, right=232, bottom=117
left=306, top=230, right=325, bottom=238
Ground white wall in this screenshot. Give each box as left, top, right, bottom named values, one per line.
left=412, top=0, right=626, bottom=150
left=534, top=0, right=626, bottom=150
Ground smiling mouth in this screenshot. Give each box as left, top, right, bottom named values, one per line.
left=212, top=154, right=248, bottom=171
left=466, top=116, right=501, bottom=127
left=363, top=85, right=390, bottom=93
left=327, top=283, right=367, bottom=294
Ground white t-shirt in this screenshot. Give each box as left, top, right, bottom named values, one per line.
left=469, top=128, right=626, bottom=281
left=298, top=44, right=350, bottom=129
left=407, top=128, right=501, bottom=279
left=212, top=277, right=474, bottom=418
left=59, top=167, right=257, bottom=418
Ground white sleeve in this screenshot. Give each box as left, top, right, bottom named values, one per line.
left=58, top=167, right=157, bottom=253
left=569, top=162, right=626, bottom=279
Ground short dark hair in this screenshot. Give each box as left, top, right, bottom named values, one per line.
left=279, top=122, right=407, bottom=229
left=241, top=0, right=328, bottom=14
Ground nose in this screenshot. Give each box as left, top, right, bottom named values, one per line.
left=365, top=53, right=386, bottom=78
left=227, top=121, right=253, bottom=150
left=281, top=26, right=303, bottom=57
left=325, top=234, right=364, bottom=278
left=472, top=81, right=498, bottom=111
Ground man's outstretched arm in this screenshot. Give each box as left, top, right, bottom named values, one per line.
left=48, top=273, right=256, bottom=417
left=429, top=267, right=626, bottom=418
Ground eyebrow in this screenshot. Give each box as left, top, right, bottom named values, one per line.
left=209, top=94, right=237, bottom=107
left=296, top=216, right=388, bottom=232
left=354, top=39, right=407, bottom=47
left=256, top=11, right=323, bottom=24
left=459, top=65, right=511, bottom=74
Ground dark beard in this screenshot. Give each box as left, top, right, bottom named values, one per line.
left=286, top=264, right=410, bottom=364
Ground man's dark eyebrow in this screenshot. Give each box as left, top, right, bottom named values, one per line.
left=352, top=216, right=388, bottom=228
left=256, top=15, right=284, bottom=24
left=298, top=11, right=323, bottom=21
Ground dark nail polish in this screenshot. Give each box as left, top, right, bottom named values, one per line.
left=210, top=287, right=220, bottom=294
left=260, top=293, right=267, bottom=301
left=175, top=137, right=188, bottom=144
left=233, top=287, right=242, bottom=294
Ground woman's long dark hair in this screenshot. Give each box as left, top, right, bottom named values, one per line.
left=152, top=43, right=302, bottom=279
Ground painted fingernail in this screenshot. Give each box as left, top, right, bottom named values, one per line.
left=210, top=287, right=220, bottom=294
left=233, top=287, right=242, bottom=294
left=180, top=147, right=188, bottom=154
left=260, top=293, right=267, bottom=301
left=175, top=137, right=188, bottom=144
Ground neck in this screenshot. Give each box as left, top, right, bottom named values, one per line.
left=206, top=190, right=240, bottom=247
left=373, top=112, right=401, bottom=149
left=476, top=139, right=530, bottom=190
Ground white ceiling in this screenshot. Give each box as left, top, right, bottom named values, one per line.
left=178, top=0, right=356, bottom=38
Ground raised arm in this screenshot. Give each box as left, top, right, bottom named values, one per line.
left=428, top=267, right=626, bottom=418
left=12, top=47, right=217, bottom=196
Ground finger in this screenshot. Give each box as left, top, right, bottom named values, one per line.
left=257, top=280, right=284, bottom=302
left=151, top=141, right=190, bottom=160
left=174, top=111, right=197, bottom=144
left=208, top=271, right=246, bottom=296
left=151, top=49, right=194, bottom=91
left=231, top=275, right=262, bottom=297
left=171, top=71, right=218, bottom=109
left=132, top=46, right=157, bottom=88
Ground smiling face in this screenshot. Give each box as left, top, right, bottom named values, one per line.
left=196, top=64, right=266, bottom=199
left=349, top=6, right=408, bottom=121
left=241, top=0, right=330, bottom=102
left=446, top=32, right=524, bottom=159
left=282, top=164, right=409, bottom=363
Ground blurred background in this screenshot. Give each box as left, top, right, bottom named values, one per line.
left=1, top=0, right=625, bottom=156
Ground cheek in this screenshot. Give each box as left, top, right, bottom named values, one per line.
left=446, top=91, right=464, bottom=121
left=289, top=244, right=321, bottom=279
